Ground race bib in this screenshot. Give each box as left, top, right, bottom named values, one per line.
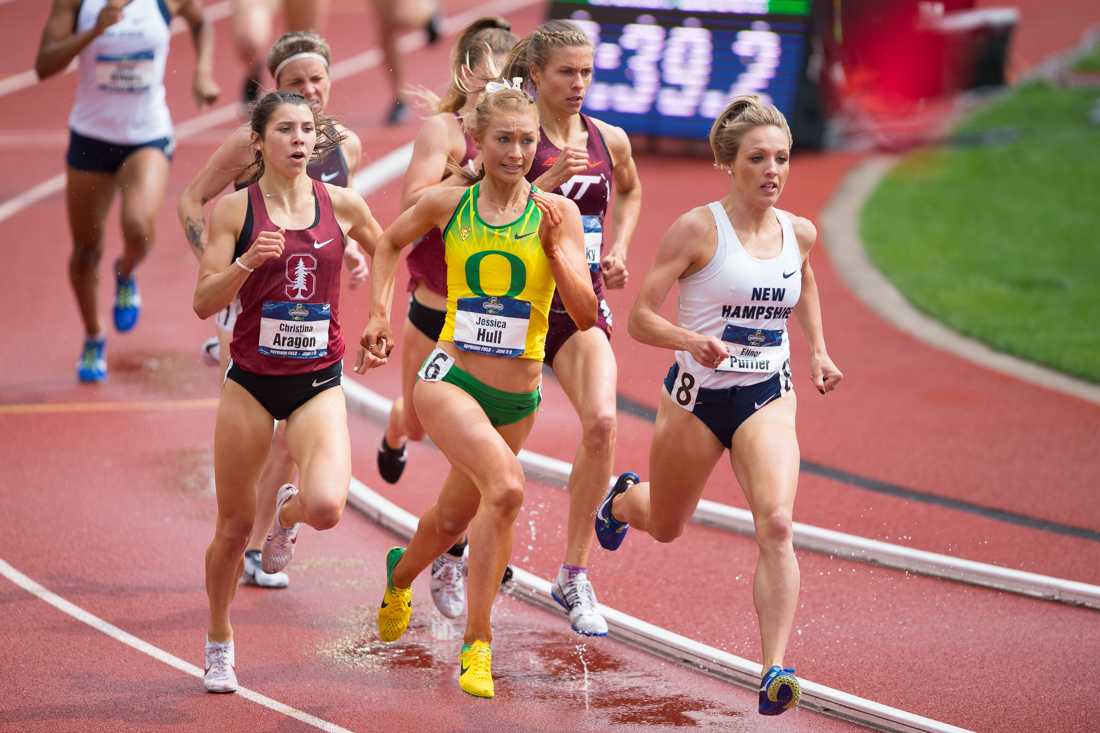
left=716, top=324, right=784, bottom=374
left=582, top=215, right=603, bottom=271
left=95, top=49, right=156, bottom=93
left=417, top=348, right=455, bottom=382
left=453, top=296, right=530, bottom=357
left=668, top=367, right=701, bottom=412
left=258, top=301, right=330, bottom=359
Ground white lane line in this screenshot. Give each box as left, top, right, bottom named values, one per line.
left=0, top=558, right=356, bottom=733
left=349, top=143, right=413, bottom=193
left=0, top=1, right=233, bottom=99
left=0, top=0, right=542, bottom=226
left=345, top=478, right=972, bottom=733
left=343, top=148, right=1100, bottom=611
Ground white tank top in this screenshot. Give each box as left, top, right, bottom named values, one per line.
left=69, top=0, right=173, bottom=145
left=674, top=203, right=802, bottom=389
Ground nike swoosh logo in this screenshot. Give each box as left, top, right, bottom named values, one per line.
left=514, top=231, right=536, bottom=240
left=754, top=393, right=780, bottom=410
left=320, top=171, right=338, bottom=182
left=782, top=270, right=798, bottom=279
left=460, top=664, right=470, bottom=676
left=312, top=376, right=338, bottom=388
left=597, top=503, right=625, bottom=531
left=313, top=238, right=334, bottom=249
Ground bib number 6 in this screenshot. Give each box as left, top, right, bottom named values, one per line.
left=418, top=348, right=455, bottom=383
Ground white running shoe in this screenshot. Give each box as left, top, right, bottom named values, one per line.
left=241, top=549, right=288, bottom=589
left=430, top=553, right=466, bottom=619
left=551, top=573, right=609, bottom=637
left=203, top=639, right=238, bottom=693
left=261, top=484, right=300, bottom=574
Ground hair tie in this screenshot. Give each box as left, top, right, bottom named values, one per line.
left=273, top=52, right=329, bottom=82
left=484, top=77, right=524, bottom=95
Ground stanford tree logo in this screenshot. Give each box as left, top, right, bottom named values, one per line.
left=285, top=253, right=316, bottom=300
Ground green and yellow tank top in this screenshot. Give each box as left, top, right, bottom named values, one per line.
left=439, top=183, right=555, bottom=361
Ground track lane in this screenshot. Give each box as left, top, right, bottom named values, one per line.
left=4, top=1, right=1100, bottom=730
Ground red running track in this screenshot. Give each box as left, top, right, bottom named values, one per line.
left=3, top=0, right=1100, bottom=731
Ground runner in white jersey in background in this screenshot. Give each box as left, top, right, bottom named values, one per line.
left=35, top=0, right=218, bottom=383
left=593, top=95, right=843, bottom=718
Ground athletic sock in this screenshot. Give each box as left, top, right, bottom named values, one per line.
left=559, top=564, right=587, bottom=582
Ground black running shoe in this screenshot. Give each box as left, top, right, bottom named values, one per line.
left=385, top=98, right=408, bottom=126
left=425, top=11, right=441, bottom=45
left=377, top=436, right=408, bottom=483
left=242, top=74, right=261, bottom=107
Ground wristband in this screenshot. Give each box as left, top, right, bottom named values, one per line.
left=234, top=257, right=254, bottom=273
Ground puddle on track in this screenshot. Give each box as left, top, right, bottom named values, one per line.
left=319, top=606, right=746, bottom=729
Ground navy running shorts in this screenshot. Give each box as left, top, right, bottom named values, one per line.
left=663, top=361, right=792, bottom=448
left=66, top=129, right=174, bottom=174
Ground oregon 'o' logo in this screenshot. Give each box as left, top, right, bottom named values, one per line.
left=465, top=250, right=526, bottom=298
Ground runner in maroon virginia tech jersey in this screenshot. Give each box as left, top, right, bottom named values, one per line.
left=192, top=91, right=382, bottom=695
left=503, top=19, right=642, bottom=637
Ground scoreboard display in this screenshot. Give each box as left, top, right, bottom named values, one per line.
left=547, top=1, right=815, bottom=139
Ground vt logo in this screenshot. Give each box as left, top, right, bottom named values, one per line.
left=559, top=174, right=604, bottom=200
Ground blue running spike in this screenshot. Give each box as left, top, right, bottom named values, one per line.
left=77, top=337, right=106, bottom=383
left=594, top=471, right=639, bottom=551
left=113, top=274, right=141, bottom=332
left=759, top=665, right=801, bottom=716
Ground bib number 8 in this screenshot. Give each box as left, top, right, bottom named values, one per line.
left=675, top=372, right=696, bottom=407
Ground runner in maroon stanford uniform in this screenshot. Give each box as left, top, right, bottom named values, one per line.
left=504, top=19, right=642, bottom=636
left=179, top=30, right=368, bottom=592
left=192, top=91, right=382, bottom=694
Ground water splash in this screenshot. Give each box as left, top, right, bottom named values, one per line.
left=575, top=642, right=591, bottom=711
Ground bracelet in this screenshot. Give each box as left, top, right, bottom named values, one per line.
left=234, top=257, right=255, bottom=273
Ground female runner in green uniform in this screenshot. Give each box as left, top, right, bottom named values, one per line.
left=354, top=84, right=595, bottom=699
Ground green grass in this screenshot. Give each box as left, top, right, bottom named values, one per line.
left=1074, top=43, right=1100, bottom=73
left=860, top=81, right=1100, bottom=382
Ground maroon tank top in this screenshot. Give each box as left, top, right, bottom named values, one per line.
left=231, top=179, right=346, bottom=375
left=527, top=114, right=614, bottom=304
left=406, top=115, right=479, bottom=298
